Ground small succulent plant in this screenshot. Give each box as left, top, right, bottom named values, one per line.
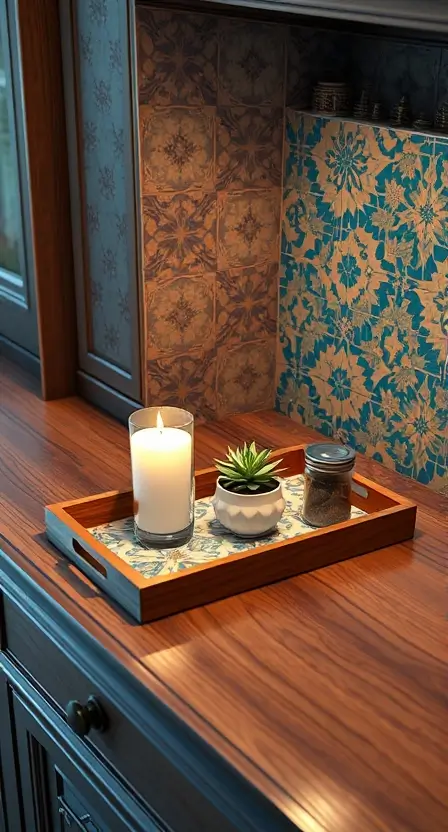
left=214, top=442, right=285, bottom=494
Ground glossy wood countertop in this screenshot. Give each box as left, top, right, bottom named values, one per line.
left=1, top=358, right=447, bottom=832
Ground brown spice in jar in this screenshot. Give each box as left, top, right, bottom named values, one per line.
left=302, top=471, right=351, bottom=527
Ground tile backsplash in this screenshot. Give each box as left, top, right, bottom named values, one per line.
left=135, top=4, right=447, bottom=492
left=277, top=113, right=447, bottom=493
left=136, top=8, right=284, bottom=419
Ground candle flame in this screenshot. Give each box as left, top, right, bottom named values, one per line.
left=156, top=410, right=164, bottom=430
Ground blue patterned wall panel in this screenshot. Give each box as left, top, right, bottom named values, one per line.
left=75, top=0, right=134, bottom=372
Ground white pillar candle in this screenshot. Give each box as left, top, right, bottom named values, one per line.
left=130, top=412, right=192, bottom=535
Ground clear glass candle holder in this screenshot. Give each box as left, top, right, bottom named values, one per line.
left=129, top=407, right=194, bottom=549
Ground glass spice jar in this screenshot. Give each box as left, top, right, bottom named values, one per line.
left=302, top=443, right=356, bottom=528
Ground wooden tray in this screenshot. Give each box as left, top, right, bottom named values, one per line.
left=45, top=445, right=417, bottom=623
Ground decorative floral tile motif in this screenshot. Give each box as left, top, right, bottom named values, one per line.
left=340, top=375, right=447, bottom=486
left=216, top=107, right=283, bottom=189
left=299, top=117, right=437, bottom=235
left=277, top=367, right=342, bottom=438
left=284, top=116, right=308, bottom=195
left=146, top=274, right=215, bottom=358
left=140, top=107, right=214, bottom=193
left=136, top=8, right=217, bottom=105
left=147, top=349, right=217, bottom=420
left=275, top=362, right=297, bottom=418
left=363, top=145, right=446, bottom=282
left=277, top=114, right=447, bottom=491
left=217, top=338, right=275, bottom=416
left=282, top=188, right=337, bottom=266
left=142, top=192, right=216, bottom=277
left=89, top=474, right=366, bottom=580
left=216, top=263, right=278, bottom=346
left=218, top=190, right=280, bottom=269
left=331, top=225, right=390, bottom=310
left=404, top=266, right=447, bottom=366
left=339, top=392, right=411, bottom=477
left=218, top=19, right=285, bottom=106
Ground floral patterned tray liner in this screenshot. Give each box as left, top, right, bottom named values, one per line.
left=88, top=475, right=366, bottom=580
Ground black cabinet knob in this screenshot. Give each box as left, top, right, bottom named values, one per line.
left=65, top=696, right=108, bottom=737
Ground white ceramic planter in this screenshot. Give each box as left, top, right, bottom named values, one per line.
left=212, top=477, right=286, bottom=537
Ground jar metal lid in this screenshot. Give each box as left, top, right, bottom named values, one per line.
left=305, top=442, right=356, bottom=473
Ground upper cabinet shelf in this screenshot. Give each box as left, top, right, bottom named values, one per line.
left=200, top=0, right=448, bottom=33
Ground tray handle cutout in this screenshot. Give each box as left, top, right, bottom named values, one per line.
left=72, top=539, right=107, bottom=579
left=352, top=481, right=369, bottom=500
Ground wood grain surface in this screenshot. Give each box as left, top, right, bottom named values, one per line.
left=17, top=0, right=77, bottom=399
left=0, top=358, right=447, bottom=832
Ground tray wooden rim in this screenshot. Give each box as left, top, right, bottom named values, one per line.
left=45, top=444, right=417, bottom=621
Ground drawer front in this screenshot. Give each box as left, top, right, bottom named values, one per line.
left=2, top=595, right=238, bottom=832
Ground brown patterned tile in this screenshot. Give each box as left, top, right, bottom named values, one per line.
left=217, top=338, right=275, bottom=417
left=218, top=190, right=280, bottom=269
left=140, top=107, right=214, bottom=194
left=147, top=349, right=217, bottom=420
left=142, top=192, right=217, bottom=277
left=136, top=8, right=217, bottom=105
left=216, top=107, right=283, bottom=190
left=218, top=19, right=285, bottom=106
left=216, top=263, right=278, bottom=346
left=146, top=274, right=215, bottom=358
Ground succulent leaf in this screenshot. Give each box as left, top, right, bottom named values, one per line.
left=214, top=444, right=285, bottom=493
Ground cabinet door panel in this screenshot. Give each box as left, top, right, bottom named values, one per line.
left=61, top=0, right=142, bottom=400
left=0, top=670, right=24, bottom=832
left=0, top=0, right=39, bottom=356
left=10, top=686, right=163, bottom=832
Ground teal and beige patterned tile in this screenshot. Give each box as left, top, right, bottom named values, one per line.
left=217, top=190, right=280, bottom=270
left=279, top=253, right=338, bottom=370
left=276, top=112, right=447, bottom=491
left=348, top=310, right=419, bottom=402
left=284, top=140, right=307, bottom=195
left=282, top=189, right=337, bottom=273
left=293, top=372, right=342, bottom=438
left=148, top=348, right=217, bottom=420
left=216, top=263, right=277, bottom=347
left=279, top=255, right=308, bottom=365
left=362, top=134, right=445, bottom=282
left=142, top=192, right=216, bottom=277
left=140, top=107, right=214, bottom=193
left=428, top=465, right=448, bottom=497
left=404, top=265, right=448, bottom=366
left=216, top=338, right=275, bottom=417
left=302, top=339, right=372, bottom=423
left=332, top=225, right=391, bottom=311
left=285, top=108, right=302, bottom=146
left=216, top=107, right=283, bottom=189
left=136, top=8, right=217, bottom=105
left=340, top=390, right=408, bottom=473
left=275, top=362, right=297, bottom=418
left=301, top=118, right=393, bottom=225
left=390, top=372, right=447, bottom=487
left=218, top=19, right=285, bottom=106
left=145, top=274, right=215, bottom=358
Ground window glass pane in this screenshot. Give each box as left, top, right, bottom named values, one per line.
left=0, top=20, right=23, bottom=279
